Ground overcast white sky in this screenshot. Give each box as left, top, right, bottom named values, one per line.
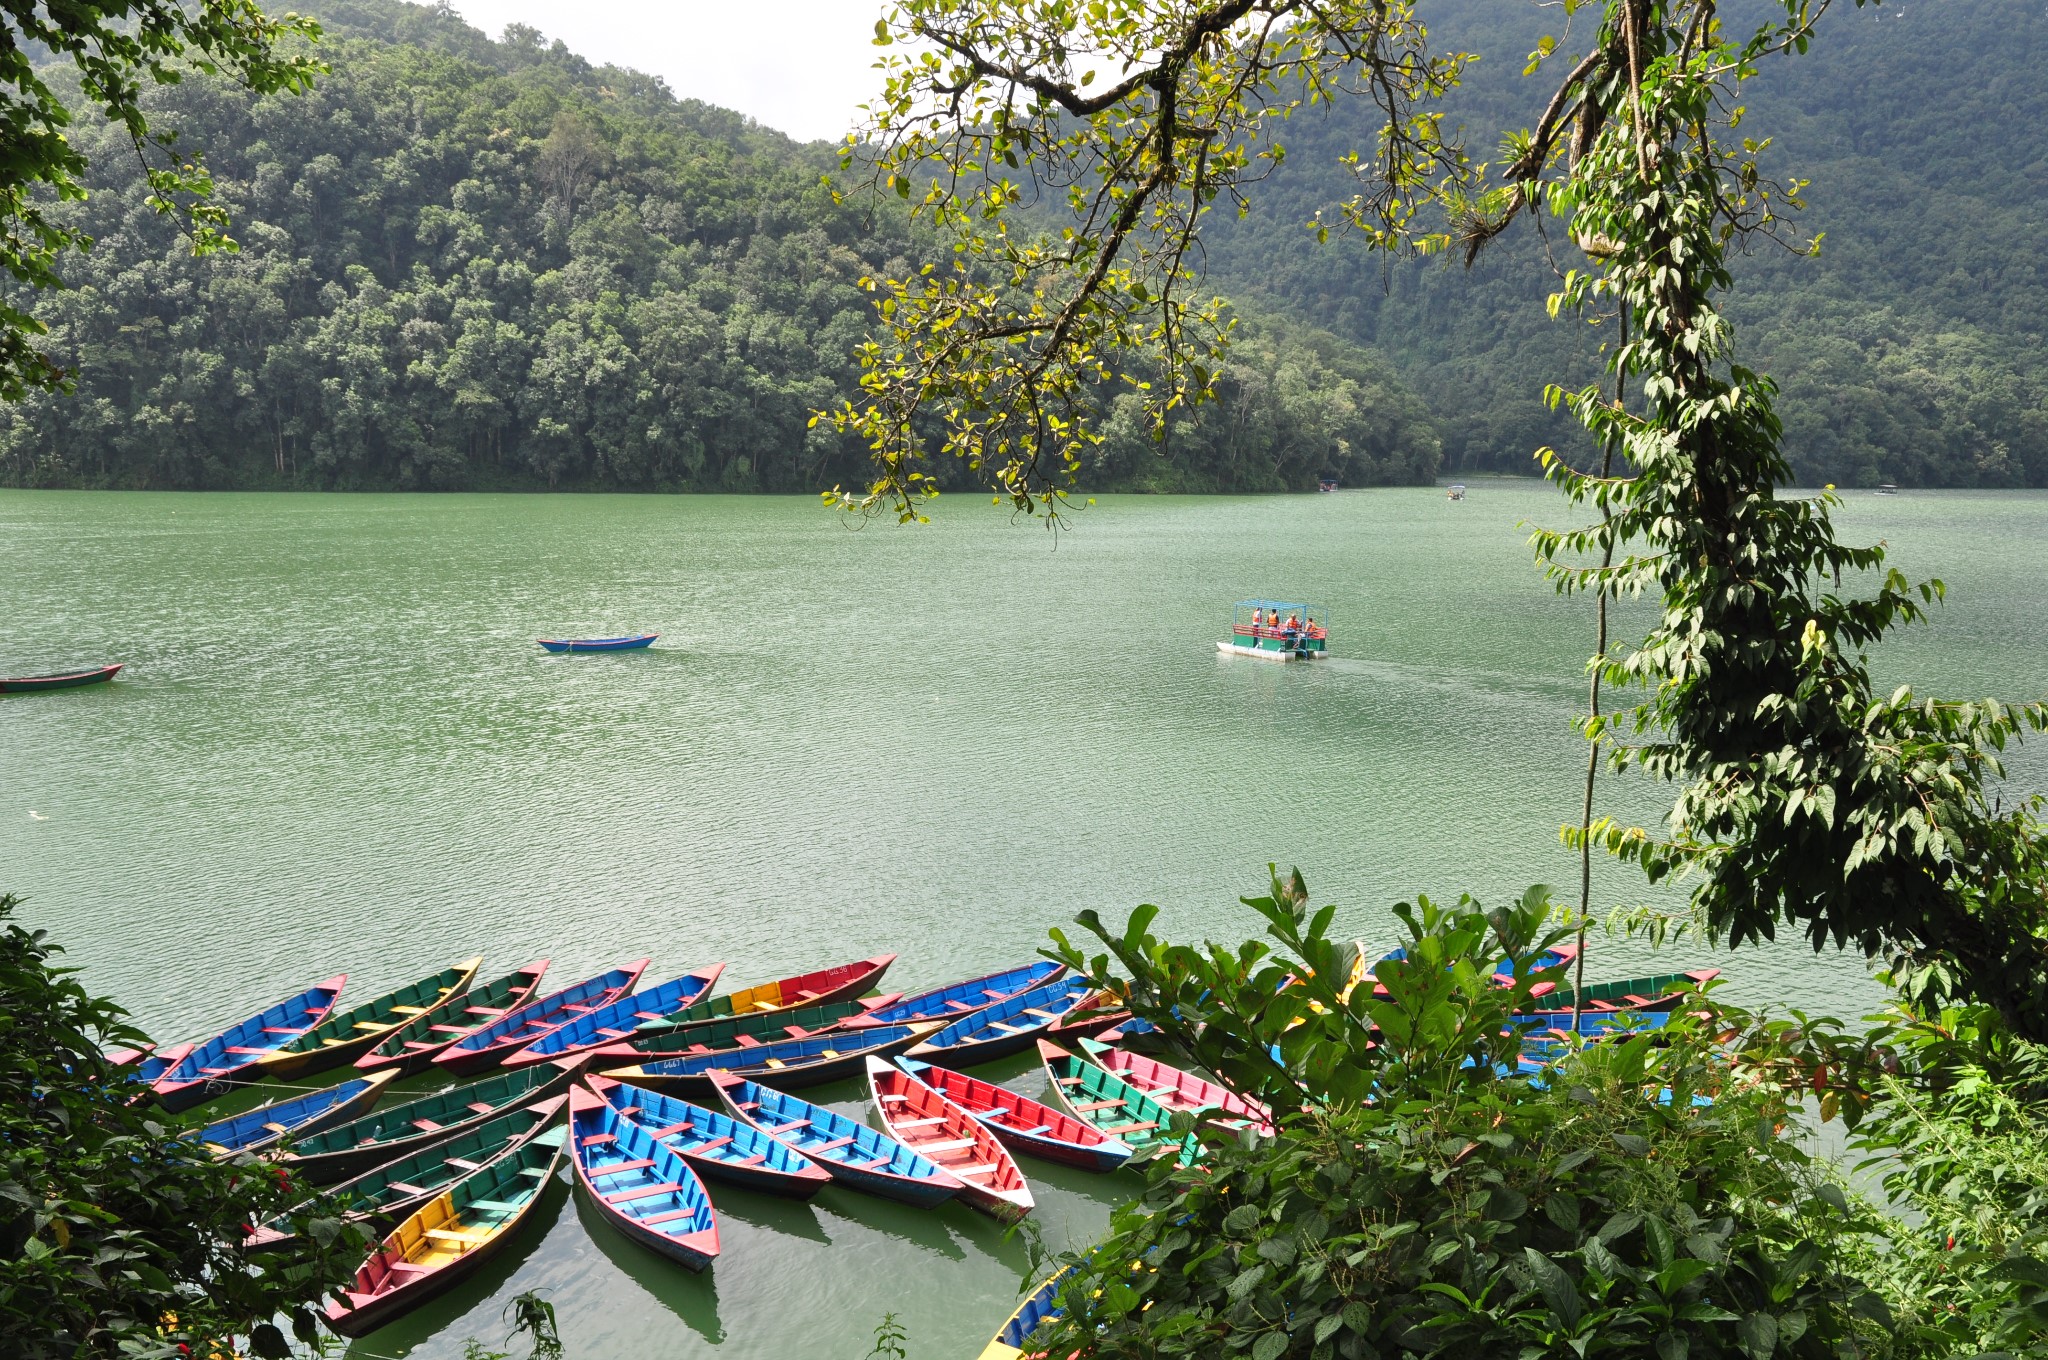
left=449, top=1, right=889, bottom=143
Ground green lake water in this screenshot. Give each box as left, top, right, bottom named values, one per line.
left=4, top=483, right=2043, bottom=1358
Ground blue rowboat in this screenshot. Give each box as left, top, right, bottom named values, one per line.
left=862, top=960, right=1066, bottom=1026
left=195, top=1071, right=398, bottom=1155
left=568, top=1085, right=720, bottom=1271
left=537, top=634, right=657, bottom=653
left=594, top=1021, right=938, bottom=1097
left=151, top=974, right=349, bottom=1112
left=435, top=961, right=651, bottom=1077
left=978, top=1267, right=1074, bottom=1360
left=500, top=965, right=725, bottom=1069
left=591, top=1076, right=831, bottom=1199
left=907, top=976, right=1118, bottom=1066
left=710, top=1074, right=963, bottom=1208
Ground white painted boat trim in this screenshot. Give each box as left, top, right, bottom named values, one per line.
left=1217, top=642, right=1296, bottom=662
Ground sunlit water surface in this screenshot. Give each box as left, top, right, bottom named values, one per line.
left=5, top=484, right=2042, bottom=1358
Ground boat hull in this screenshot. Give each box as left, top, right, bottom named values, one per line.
left=355, top=960, right=552, bottom=1077
left=259, top=959, right=483, bottom=1082
left=862, top=960, right=1066, bottom=1027
left=288, top=1058, right=584, bottom=1185
left=597, top=1023, right=935, bottom=1097
left=568, top=1087, right=720, bottom=1273
left=869, top=1059, right=1033, bottom=1223
left=537, top=635, right=657, bottom=652
left=898, top=1057, right=1131, bottom=1173
left=594, top=1078, right=830, bottom=1200
left=0, top=663, right=124, bottom=693
left=434, top=961, right=650, bottom=1077
left=710, top=1075, right=962, bottom=1209
left=152, top=974, right=349, bottom=1112
left=323, top=1129, right=567, bottom=1338
left=909, top=977, right=1120, bottom=1067
left=198, top=1071, right=398, bottom=1156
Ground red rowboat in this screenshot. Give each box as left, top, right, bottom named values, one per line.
left=866, top=1057, right=1033, bottom=1223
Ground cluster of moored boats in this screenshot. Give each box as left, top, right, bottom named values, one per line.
left=107, top=945, right=1716, bottom=1352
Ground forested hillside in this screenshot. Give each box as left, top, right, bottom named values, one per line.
left=1199, top=0, right=2048, bottom=486
left=0, top=0, right=1434, bottom=493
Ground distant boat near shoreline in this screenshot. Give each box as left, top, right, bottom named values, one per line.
left=537, top=635, right=657, bottom=653
left=1, top=662, right=123, bottom=693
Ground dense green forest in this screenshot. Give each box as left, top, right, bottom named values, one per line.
left=0, top=0, right=1433, bottom=493
left=1, top=0, right=2039, bottom=491
left=1198, top=0, right=2048, bottom=486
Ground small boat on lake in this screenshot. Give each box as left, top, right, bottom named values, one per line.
left=1037, top=1039, right=1198, bottom=1164
left=1217, top=600, right=1328, bottom=662
left=251, top=1096, right=567, bottom=1250
left=567, top=1085, right=720, bottom=1271
left=977, top=1267, right=1073, bottom=1360
left=0, top=662, right=124, bottom=693
left=1077, top=1038, right=1274, bottom=1134
left=860, top=960, right=1066, bottom=1027
left=588, top=996, right=891, bottom=1065
left=636, top=955, right=898, bottom=1038
left=711, top=1074, right=963, bottom=1208
left=499, top=964, right=725, bottom=1069
left=256, top=959, right=483, bottom=1082
left=151, top=975, right=349, bottom=1112
left=595, top=1021, right=938, bottom=1097
left=867, top=1058, right=1033, bottom=1222
left=323, top=1125, right=569, bottom=1337
left=434, top=960, right=650, bottom=1077
left=908, top=976, right=1120, bottom=1066
left=897, top=1057, right=1132, bottom=1173
left=355, top=959, right=552, bottom=1076
left=1520, top=967, right=1720, bottom=1017
left=592, top=1076, right=830, bottom=1199
left=286, top=1057, right=586, bottom=1185
left=195, top=1071, right=398, bottom=1156
left=536, top=634, right=657, bottom=653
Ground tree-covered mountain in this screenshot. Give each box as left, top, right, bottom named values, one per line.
left=1197, top=0, right=2048, bottom=487
left=0, top=0, right=1435, bottom=493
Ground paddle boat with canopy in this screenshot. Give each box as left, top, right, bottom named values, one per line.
left=1218, top=600, right=1328, bottom=662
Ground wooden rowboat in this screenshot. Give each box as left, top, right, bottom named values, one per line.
left=595, top=1021, right=938, bottom=1098
left=908, top=976, right=1121, bottom=1067
left=897, top=1057, right=1131, bottom=1173
left=567, top=1085, right=720, bottom=1272
left=588, top=996, right=899, bottom=1066
left=0, top=663, right=123, bottom=693
left=636, top=955, right=899, bottom=1038
left=862, top=960, right=1066, bottom=1027
left=536, top=635, right=656, bottom=653
left=434, top=961, right=650, bottom=1077
left=151, top=975, right=349, bottom=1113
left=500, top=965, right=725, bottom=1069
left=590, top=1077, right=830, bottom=1199
left=710, top=1074, right=963, bottom=1208
left=1077, top=1039, right=1274, bottom=1134
left=355, top=959, right=551, bottom=1077
left=323, top=1125, right=568, bottom=1337
left=1037, top=1040, right=1198, bottom=1165
left=195, top=1071, right=398, bottom=1156
left=867, top=1058, right=1033, bottom=1223
left=251, top=1096, right=567, bottom=1250
left=1519, top=968, right=1721, bottom=1017
left=287, top=1057, right=587, bottom=1185
left=977, top=1267, right=1074, bottom=1360
left=256, top=959, right=482, bottom=1082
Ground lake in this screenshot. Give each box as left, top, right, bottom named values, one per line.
left=4, top=483, right=2042, bottom=1358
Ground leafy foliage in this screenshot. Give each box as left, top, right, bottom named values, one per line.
left=1195, top=0, right=2048, bottom=488
left=1036, top=870, right=1895, bottom=1359
left=0, top=893, right=363, bottom=1359
left=0, top=0, right=322, bottom=402
left=0, top=0, right=1437, bottom=495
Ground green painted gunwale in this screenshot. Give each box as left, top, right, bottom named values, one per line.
left=358, top=962, right=546, bottom=1071
left=1040, top=1044, right=1199, bottom=1164
left=611, top=997, right=881, bottom=1059
left=286, top=1061, right=579, bottom=1183
left=261, top=960, right=480, bottom=1078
